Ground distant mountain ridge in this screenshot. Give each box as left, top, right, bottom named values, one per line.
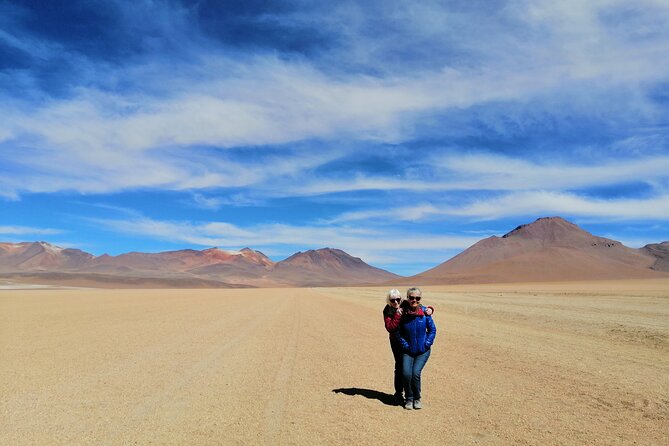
left=0, top=242, right=398, bottom=288
left=406, top=217, right=669, bottom=284
left=2, top=217, right=668, bottom=288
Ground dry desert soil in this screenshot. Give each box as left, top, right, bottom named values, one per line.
left=1, top=280, right=668, bottom=445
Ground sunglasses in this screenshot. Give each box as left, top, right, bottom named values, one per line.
left=408, top=295, right=421, bottom=302
left=390, top=298, right=401, bottom=303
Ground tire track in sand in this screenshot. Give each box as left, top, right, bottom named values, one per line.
left=261, top=291, right=302, bottom=443
left=1, top=295, right=277, bottom=444
left=121, top=298, right=289, bottom=433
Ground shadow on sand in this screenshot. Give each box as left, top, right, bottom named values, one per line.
left=332, top=387, right=398, bottom=406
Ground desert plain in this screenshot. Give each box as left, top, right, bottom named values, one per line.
left=1, top=279, right=668, bottom=445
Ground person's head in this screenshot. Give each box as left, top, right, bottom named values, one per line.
left=386, top=289, right=402, bottom=308
left=406, top=287, right=422, bottom=309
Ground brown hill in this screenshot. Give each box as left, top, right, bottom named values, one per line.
left=641, top=242, right=669, bottom=272
left=0, top=242, right=93, bottom=272
left=270, top=248, right=400, bottom=286
left=408, top=217, right=667, bottom=284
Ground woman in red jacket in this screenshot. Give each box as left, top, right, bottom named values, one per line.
left=383, top=288, right=433, bottom=405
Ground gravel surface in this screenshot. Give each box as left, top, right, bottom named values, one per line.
left=1, top=280, right=668, bottom=445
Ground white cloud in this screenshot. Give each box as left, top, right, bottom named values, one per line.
left=330, top=204, right=440, bottom=223
left=451, top=191, right=669, bottom=221
left=94, top=216, right=480, bottom=263
left=0, top=226, right=63, bottom=235
left=191, top=193, right=225, bottom=210
left=190, top=193, right=264, bottom=209
left=433, top=153, right=669, bottom=191
left=279, top=154, right=669, bottom=199
left=329, top=190, right=669, bottom=224
left=3, top=3, right=669, bottom=198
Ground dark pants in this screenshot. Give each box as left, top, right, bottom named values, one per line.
left=390, top=340, right=404, bottom=397
left=402, top=348, right=431, bottom=402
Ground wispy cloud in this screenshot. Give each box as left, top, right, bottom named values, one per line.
left=452, top=191, right=669, bottom=221
left=190, top=193, right=225, bottom=210
left=2, top=0, right=669, bottom=197
left=330, top=204, right=441, bottom=224
left=0, top=225, right=62, bottom=236
left=433, top=154, right=669, bottom=192
left=331, top=191, right=669, bottom=224
left=189, top=192, right=265, bottom=209
left=281, top=153, right=669, bottom=198
left=93, top=216, right=480, bottom=263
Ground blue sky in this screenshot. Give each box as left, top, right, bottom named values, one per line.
left=1, top=0, right=669, bottom=275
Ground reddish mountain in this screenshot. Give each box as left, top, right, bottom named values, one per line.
left=270, top=248, right=400, bottom=286
left=188, top=248, right=276, bottom=283
left=84, top=247, right=274, bottom=276
left=408, top=217, right=667, bottom=284
left=202, top=247, right=274, bottom=268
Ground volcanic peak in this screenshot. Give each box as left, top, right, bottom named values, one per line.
left=37, top=241, right=63, bottom=251
left=238, top=247, right=274, bottom=267
left=282, top=248, right=359, bottom=262
left=502, top=216, right=583, bottom=239
left=203, top=247, right=274, bottom=267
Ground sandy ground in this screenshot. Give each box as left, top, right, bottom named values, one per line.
left=1, top=279, right=668, bottom=445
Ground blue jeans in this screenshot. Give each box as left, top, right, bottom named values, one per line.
left=402, top=348, right=431, bottom=402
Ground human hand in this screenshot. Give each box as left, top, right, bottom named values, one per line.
left=425, top=307, right=433, bottom=316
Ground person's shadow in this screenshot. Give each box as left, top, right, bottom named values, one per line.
left=332, top=387, right=397, bottom=406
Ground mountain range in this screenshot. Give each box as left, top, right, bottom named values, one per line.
left=0, top=243, right=398, bottom=288
left=1, top=217, right=668, bottom=288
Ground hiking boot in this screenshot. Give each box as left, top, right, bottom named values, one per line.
left=413, top=399, right=423, bottom=410
left=404, top=400, right=414, bottom=410
left=394, top=394, right=404, bottom=406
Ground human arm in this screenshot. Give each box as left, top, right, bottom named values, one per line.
left=424, top=315, right=436, bottom=348
left=394, top=329, right=410, bottom=351
left=384, top=310, right=402, bottom=333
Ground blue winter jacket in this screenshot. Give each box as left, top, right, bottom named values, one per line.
left=395, top=306, right=436, bottom=355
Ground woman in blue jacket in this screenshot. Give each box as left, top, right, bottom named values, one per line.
left=395, top=287, right=436, bottom=410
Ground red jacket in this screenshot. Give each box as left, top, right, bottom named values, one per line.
left=383, top=303, right=434, bottom=342
left=384, top=305, right=402, bottom=334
